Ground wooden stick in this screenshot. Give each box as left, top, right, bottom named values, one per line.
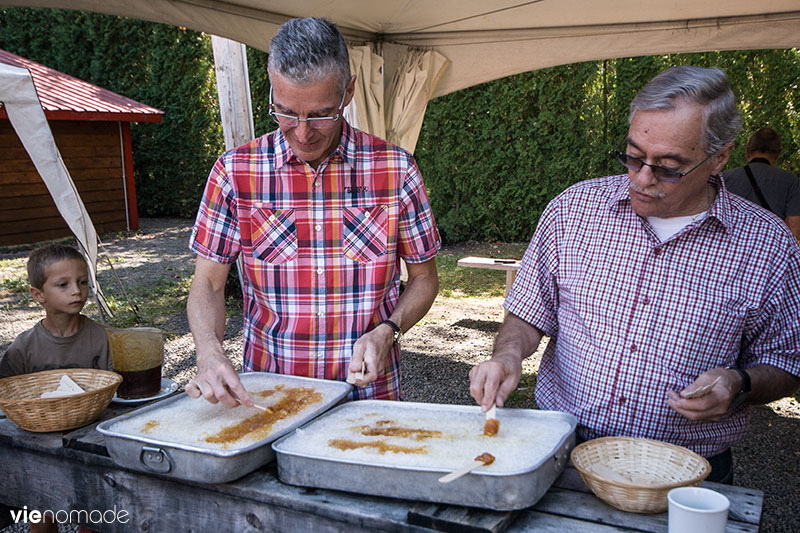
left=682, top=376, right=722, bottom=399
left=438, top=460, right=486, bottom=483
left=486, top=404, right=496, bottom=420
left=237, top=398, right=273, bottom=414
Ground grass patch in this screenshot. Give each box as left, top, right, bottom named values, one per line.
left=436, top=242, right=527, bottom=298
left=99, top=275, right=193, bottom=329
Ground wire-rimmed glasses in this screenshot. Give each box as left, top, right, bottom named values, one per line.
left=268, top=86, right=346, bottom=130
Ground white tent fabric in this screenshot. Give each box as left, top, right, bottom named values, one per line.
left=0, top=62, right=111, bottom=316
left=6, top=1, right=800, bottom=152
left=344, top=43, right=385, bottom=140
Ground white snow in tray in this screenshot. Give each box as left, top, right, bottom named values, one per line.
left=280, top=404, right=572, bottom=473
left=109, top=375, right=342, bottom=450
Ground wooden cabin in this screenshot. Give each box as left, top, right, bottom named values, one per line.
left=0, top=49, right=163, bottom=246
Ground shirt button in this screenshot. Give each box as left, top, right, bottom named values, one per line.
left=364, top=211, right=370, bottom=219
left=654, top=248, right=661, bottom=257
left=641, top=295, right=649, bottom=305
left=316, top=352, right=324, bottom=359
left=317, top=310, right=324, bottom=317
left=630, top=344, right=637, bottom=352
left=619, top=396, right=626, bottom=405
left=268, top=214, right=276, bottom=222
left=315, top=224, right=322, bottom=231
left=316, top=267, right=324, bottom=275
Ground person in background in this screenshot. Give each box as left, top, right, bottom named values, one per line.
left=186, top=17, right=440, bottom=407
left=469, top=66, right=800, bottom=484
left=723, top=127, right=800, bottom=241
left=0, top=244, right=109, bottom=379
left=0, top=244, right=110, bottom=533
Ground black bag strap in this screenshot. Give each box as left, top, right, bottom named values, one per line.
left=744, top=164, right=774, bottom=213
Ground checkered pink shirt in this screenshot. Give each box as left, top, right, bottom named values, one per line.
left=506, top=174, right=800, bottom=457
left=190, top=122, right=440, bottom=400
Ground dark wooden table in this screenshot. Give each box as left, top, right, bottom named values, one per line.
left=0, top=404, right=763, bottom=532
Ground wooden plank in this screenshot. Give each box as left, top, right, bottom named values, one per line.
left=0, top=445, right=429, bottom=533
left=407, top=502, right=519, bottom=533
left=0, top=144, right=116, bottom=160
left=457, top=256, right=520, bottom=272
left=531, top=487, right=756, bottom=533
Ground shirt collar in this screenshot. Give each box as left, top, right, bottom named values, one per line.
left=272, top=120, right=357, bottom=171
left=610, top=173, right=733, bottom=231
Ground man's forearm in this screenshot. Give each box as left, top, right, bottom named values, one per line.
left=492, top=313, right=543, bottom=364
left=742, top=364, right=800, bottom=405
left=389, top=259, right=438, bottom=332
left=187, top=272, right=228, bottom=363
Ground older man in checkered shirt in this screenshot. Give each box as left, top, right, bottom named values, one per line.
left=470, top=66, right=800, bottom=484
left=186, top=18, right=440, bottom=407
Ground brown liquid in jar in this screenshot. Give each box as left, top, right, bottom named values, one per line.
left=204, top=386, right=322, bottom=446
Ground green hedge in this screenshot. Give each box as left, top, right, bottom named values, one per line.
left=2, top=9, right=799, bottom=242
left=416, top=50, right=800, bottom=241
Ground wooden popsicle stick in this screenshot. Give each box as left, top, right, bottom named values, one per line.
left=237, top=398, right=273, bottom=414
left=438, top=460, right=485, bottom=483
left=682, top=376, right=722, bottom=399
left=346, top=360, right=366, bottom=385
left=486, top=404, right=496, bottom=420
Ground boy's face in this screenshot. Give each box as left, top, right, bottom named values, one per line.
left=31, top=258, right=90, bottom=316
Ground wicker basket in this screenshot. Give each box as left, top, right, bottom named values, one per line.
left=0, top=368, right=122, bottom=432
left=570, top=436, right=711, bottom=513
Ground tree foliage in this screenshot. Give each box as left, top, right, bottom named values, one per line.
left=2, top=8, right=799, bottom=241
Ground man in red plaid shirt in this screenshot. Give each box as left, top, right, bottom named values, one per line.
left=186, top=18, right=440, bottom=406
left=470, top=66, right=800, bottom=483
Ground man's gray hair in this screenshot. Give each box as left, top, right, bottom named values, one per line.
left=629, top=66, right=741, bottom=154
left=268, top=17, right=351, bottom=92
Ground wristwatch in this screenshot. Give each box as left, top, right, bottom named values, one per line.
left=727, top=367, right=751, bottom=410
left=379, top=319, right=403, bottom=346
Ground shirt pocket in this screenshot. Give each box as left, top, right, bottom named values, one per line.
left=250, top=207, right=298, bottom=264
left=343, top=205, right=388, bottom=263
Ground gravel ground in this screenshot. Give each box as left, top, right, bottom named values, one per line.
left=1, top=218, right=798, bottom=532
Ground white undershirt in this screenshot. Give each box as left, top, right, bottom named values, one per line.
left=646, top=211, right=707, bottom=241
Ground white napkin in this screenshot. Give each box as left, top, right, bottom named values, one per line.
left=40, top=375, right=85, bottom=398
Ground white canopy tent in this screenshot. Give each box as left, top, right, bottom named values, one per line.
left=4, top=1, right=800, bottom=153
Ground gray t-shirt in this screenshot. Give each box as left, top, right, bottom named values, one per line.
left=0, top=316, right=110, bottom=378
left=723, top=160, right=800, bottom=219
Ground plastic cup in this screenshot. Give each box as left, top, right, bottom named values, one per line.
left=668, top=486, right=729, bottom=533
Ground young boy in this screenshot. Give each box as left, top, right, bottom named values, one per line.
left=0, top=244, right=110, bottom=379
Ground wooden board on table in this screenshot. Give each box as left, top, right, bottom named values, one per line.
left=407, top=502, right=519, bottom=533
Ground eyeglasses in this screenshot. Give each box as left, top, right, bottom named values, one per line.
left=615, top=141, right=718, bottom=184
left=268, top=86, right=346, bottom=129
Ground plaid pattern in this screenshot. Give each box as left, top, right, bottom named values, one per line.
left=190, top=122, right=440, bottom=400
left=506, top=174, right=800, bottom=457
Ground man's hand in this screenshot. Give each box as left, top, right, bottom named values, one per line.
left=469, top=313, right=542, bottom=411
left=666, top=368, right=739, bottom=421
left=185, top=350, right=252, bottom=408
left=469, top=354, right=522, bottom=411
left=349, top=322, right=394, bottom=386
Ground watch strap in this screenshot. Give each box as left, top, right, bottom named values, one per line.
left=728, top=367, right=751, bottom=394
left=727, top=367, right=751, bottom=410
left=378, top=319, right=402, bottom=345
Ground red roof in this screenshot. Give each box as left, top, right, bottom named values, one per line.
left=0, top=48, right=163, bottom=122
